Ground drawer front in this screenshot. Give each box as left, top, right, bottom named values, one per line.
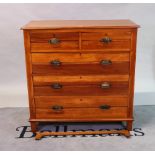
left=81, top=40, right=130, bottom=50
left=32, top=62, right=129, bottom=75
left=31, top=53, right=129, bottom=63
left=33, top=75, right=129, bottom=85
left=31, top=42, right=79, bottom=52
left=32, top=53, right=129, bottom=75
left=33, top=82, right=129, bottom=96
left=30, top=32, right=79, bottom=42
left=36, top=107, right=128, bottom=119
left=81, top=30, right=131, bottom=50
left=35, top=96, right=128, bottom=108
left=81, top=29, right=132, bottom=40
left=30, top=32, right=79, bottom=52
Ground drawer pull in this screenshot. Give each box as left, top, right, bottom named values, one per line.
left=50, top=60, right=61, bottom=66
left=48, top=38, right=61, bottom=44
left=100, top=105, right=111, bottom=110
left=100, top=37, right=112, bottom=43
left=51, top=83, right=62, bottom=89
left=100, top=60, right=112, bottom=65
left=51, top=105, right=63, bottom=111
left=100, top=82, right=111, bottom=89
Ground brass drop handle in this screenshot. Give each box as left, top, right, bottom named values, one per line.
left=100, top=105, right=111, bottom=110
left=100, top=37, right=112, bottom=43
left=48, top=38, right=61, bottom=44
left=51, top=105, right=63, bottom=111
left=100, top=82, right=111, bottom=89
left=50, top=60, right=61, bottom=66
left=51, top=83, right=62, bottom=89
left=100, top=60, right=112, bottom=65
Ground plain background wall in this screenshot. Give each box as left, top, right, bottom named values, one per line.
left=0, top=3, right=155, bottom=107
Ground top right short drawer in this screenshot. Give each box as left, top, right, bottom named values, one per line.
left=81, top=29, right=132, bottom=50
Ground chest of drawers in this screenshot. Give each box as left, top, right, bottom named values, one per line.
left=22, top=20, right=139, bottom=135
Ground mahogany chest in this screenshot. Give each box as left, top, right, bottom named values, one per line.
left=22, top=20, right=139, bottom=134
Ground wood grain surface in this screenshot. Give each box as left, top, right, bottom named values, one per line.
left=34, top=82, right=129, bottom=96
left=35, top=96, right=128, bottom=108
left=31, top=53, right=129, bottom=63
left=32, top=63, right=129, bottom=75
left=36, top=107, right=128, bottom=119
left=21, top=20, right=139, bottom=29
left=22, top=20, right=139, bottom=133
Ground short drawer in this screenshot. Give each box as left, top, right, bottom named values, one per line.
left=33, top=81, right=129, bottom=96
left=81, top=29, right=131, bottom=50
left=81, top=29, right=132, bottom=40
left=30, top=32, right=79, bottom=52
left=81, top=40, right=130, bottom=50
left=35, top=107, right=128, bottom=119
left=35, top=96, right=128, bottom=108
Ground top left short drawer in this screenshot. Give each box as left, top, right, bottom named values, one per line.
left=30, top=31, right=79, bottom=52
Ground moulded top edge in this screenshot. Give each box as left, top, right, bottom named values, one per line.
left=21, top=20, right=140, bottom=30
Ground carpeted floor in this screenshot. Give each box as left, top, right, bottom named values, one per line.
left=0, top=106, right=155, bottom=151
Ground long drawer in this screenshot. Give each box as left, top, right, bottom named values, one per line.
left=33, top=75, right=129, bottom=86
left=35, top=96, right=128, bottom=108
left=35, top=107, right=128, bottom=119
left=32, top=63, right=129, bottom=75
left=33, top=81, right=129, bottom=96
left=31, top=53, right=129, bottom=63
left=32, top=53, right=129, bottom=75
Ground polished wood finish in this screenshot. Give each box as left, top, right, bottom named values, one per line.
left=31, top=41, right=79, bottom=52
left=31, top=53, right=129, bottom=63
left=22, top=20, right=139, bottom=139
left=34, top=82, right=129, bottom=96
left=32, top=63, right=129, bottom=75
left=35, top=130, right=131, bottom=140
left=81, top=40, right=130, bottom=50
left=36, top=107, right=128, bottom=119
left=30, top=118, right=133, bottom=122
left=21, top=20, right=139, bottom=29
left=32, top=53, right=129, bottom=78
left=34, top=96, right=128, bottom=108
left=81, top=29, right=132, bottom=40
left=128, top=29, right=138, bottom=130
left=30, top=32, right=79, bottom=42
left=33, top=75, right=129, bottom=84
left=23, top=31, right=36, bottom=133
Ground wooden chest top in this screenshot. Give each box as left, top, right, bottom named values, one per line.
left=21, top=20, right=139, bottom=29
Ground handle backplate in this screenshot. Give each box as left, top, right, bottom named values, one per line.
left=100, top=82, right=111, bottom=89
left=51, top=83, right=62, bottom=89
left=50, top=60, right=61, bottom=66
left=48, top=38, right=61, bottom=44
left=51, top=105, right=63, bottom=111
left=100, top=104, right=111, bottom=110
left=100, top=60, right=112, bottom=65
left=100, top=37, right=112, bottom=44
